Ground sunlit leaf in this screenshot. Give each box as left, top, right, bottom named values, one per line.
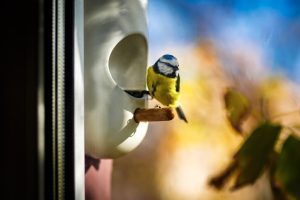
left=232, top=122, right=282, bottom=190
left=275, top=135, right=300, bottom=199
left=224, top=88, right=250, bottom=133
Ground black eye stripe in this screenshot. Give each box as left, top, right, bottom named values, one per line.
left=160, top=61, right=178, bottom=68
left=153, top=62, right=178, bottom=78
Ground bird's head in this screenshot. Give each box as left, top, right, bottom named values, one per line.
left=154, top=54, right=179, bottom=77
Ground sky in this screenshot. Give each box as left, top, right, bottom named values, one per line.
left=148, top=0, right=300, bottom=81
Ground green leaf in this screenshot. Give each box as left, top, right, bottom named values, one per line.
left=224, top=88, right=250, bottom=133
left=208, top=160, right=238, bottom=190
left=232, top=122, right=282, bottom=190
left=275, top=135, right=300, bottom=199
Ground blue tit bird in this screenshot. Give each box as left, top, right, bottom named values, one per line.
left=147, top=54, right=188, bottom=123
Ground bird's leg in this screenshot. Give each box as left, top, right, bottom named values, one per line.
left=148, top=95, right=154, bottom=100
left=141, top=90, right=153, bottom=100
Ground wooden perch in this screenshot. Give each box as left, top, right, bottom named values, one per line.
left=134, top=108, right=175, bottom=123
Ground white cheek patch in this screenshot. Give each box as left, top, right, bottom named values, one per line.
left=160, top=57, right=179, bottom=67
left=158, top=62, right=173, bottom=75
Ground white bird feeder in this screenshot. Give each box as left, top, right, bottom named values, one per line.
left=84, top=0, right=149, bottom=158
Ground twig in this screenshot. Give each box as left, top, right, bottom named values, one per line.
left=270, top=110, right=300, bottom=120
left=134, top=108, right=175, bottom=123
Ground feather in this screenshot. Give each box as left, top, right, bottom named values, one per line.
left=176, top=74, right=180, bottom=92
left=176, top=106, right=188, bottom=123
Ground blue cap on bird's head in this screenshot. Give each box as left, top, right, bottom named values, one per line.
left=158, top=54, right=179, bottom=68
left=162, top=54, right=175, bottom=60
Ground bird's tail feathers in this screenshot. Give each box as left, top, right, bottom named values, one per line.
left=176, top=106, right=188, bottom=123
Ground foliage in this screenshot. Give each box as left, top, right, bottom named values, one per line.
left=275, top=135, right=300, bottom=199
left=224, top=88, right=250, bottom=133
left=233, top=122, right=281, bottom=189
left=209, top=88, right=300, bottom=200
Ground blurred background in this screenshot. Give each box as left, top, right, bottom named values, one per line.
left=112, top=1, right=300, bottom=199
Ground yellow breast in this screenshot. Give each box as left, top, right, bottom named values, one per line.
left=147, top=67, right=179, bottom=107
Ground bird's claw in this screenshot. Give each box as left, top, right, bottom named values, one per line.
left=155, top=105, right=161, bottom=109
